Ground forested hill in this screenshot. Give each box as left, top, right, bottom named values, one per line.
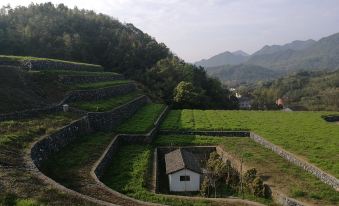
left=0, top=3, right=237, bottom=109
left=250, top=70, right=339, bottom=111
left=0, top=3, right=169, bottom=75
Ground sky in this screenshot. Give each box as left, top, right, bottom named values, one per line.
left=1, top=0, right=339, bottom=62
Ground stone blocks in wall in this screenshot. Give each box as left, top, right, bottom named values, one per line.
left=159, top=130, right=250, bottom=137
left=59, top=74, right=124, bottom=85
left=31, top=116, right=92, bottom=168
left=249, top=132, right=339, bottom=191
left=62, top=83, right=137, bottom=103
left=88, top=95, right=148, bottom=132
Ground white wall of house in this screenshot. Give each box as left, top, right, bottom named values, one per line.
left=168, top=169, right=200, bottom=192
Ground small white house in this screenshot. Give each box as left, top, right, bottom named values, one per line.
left=165, top=149, right=201, bottom=192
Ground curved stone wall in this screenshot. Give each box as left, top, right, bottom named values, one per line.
left=87, top=95, right=149, bottom=132
left=31, top=116, right=92, bottom=168
left=249, top=132, right=339, bottom=191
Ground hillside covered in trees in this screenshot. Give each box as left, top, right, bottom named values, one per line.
left=0, top=3, right=237, bottom=109
left=248, top=70, right=339, bottom=111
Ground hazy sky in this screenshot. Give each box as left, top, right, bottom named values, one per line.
left=2, top=0, right=339, bottom=62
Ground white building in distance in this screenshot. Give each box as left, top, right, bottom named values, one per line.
left=165, top=149, right=201, bottom=192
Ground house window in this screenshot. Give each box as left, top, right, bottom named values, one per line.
left=180, top=175, right=190, bottom=181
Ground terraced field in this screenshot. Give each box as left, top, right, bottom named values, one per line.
left=2, top=55, right=338, bottom=206
left=0, top=113, right=91, bottom=205
left=116, top=103, right=165, bottom=133
left=70, top=91, right=143, bottom=112
left=156, top=135, right=339, bottom=205
left=161, top=110, right=339, bottom=179
left=102, top=144, right=270, bottom=206
left=68, top=80, right=132, bottom=90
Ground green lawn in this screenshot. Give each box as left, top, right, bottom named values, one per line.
left=154, top=135, right=339, bottom=205
left=161, top=110, right=339, bottom=178
left=115, top=104, right=165, bottom=133
left=70, top=92, right=142, bottom=112
left=68, top=80, right=132, bottom=90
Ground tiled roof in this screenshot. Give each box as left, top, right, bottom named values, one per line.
left=165, top=148, right=201, bottom=174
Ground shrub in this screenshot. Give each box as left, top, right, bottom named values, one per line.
left=252, top=177, right=264, bottom=197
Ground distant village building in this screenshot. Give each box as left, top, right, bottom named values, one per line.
left=239, top=96, right=252, bottom=109
left=165, top=149, right=201, bottom=192
left=235, top=92, right=242, bottom=98
left=276, top=98, right=284, bottom=107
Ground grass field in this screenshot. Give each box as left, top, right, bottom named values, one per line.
left=161, top=110, right=339, bottom=178
left=116, top=104, right=165, bottom=133
left=155, top=135, right=339, bottom=205
left=68, top=80, right=132, bottom=90
left=71, top=92, right=142, bottom=112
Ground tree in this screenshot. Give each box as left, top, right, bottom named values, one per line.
left=173, top=81, right=199, bottom=108
left=205, top=152, right=228, bottom=198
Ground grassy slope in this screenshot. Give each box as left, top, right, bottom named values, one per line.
left=0, top=66, right=67, bottom=113
left=0, top=55, right=101, bottom=67
left=155, top=135, right=339, bottom=205
left=115, top=104, right=165, bottom=133
left=0, top=113, right=91, bottom=205
left=161, top=110, right=339, bottom=178
left=70, top=92, right=142, bottom=112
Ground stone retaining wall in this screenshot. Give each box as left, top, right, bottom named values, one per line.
left=92, top=106, right=169, bottom=178
left=0, top=83, right=137, bottom=122
left=31, top=116, right=92, bottom=168
left=159, top=130, right=339, bottom=191
left=88, top=95, right=148, bottom=132
left=159, top=130, right=250, bottom=137
left=249, top=132, right=339, bottom=191
left=59, top=74, right=124, bottom=85
left=61, top=83, right=137, bottom=104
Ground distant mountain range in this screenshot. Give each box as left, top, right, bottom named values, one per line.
left=194, top=50, right=249, bottom=68
left=195, top=32, right=339, bottom=85
left=207, top=64, right=283, bottom=86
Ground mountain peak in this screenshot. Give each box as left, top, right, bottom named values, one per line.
left=232, top=50, right=249, bottom=56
